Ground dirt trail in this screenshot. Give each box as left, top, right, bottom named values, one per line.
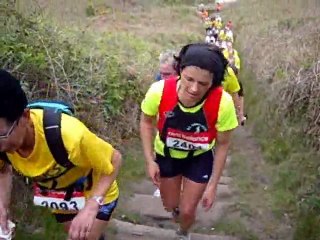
left=226, top=127, right=294, bottom=240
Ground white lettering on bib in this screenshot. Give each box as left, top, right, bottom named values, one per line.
left=166, top=128, right=211, bottom=151
left=33, top=185, right=85, bottom=211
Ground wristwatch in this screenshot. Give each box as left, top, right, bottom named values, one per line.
left=90, top=196, right=104, bottom=206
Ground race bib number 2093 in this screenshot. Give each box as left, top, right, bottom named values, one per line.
left=33, top=185, right=85, bottom=211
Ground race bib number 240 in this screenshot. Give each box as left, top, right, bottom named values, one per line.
left=166, top=128, right=211, bottom=151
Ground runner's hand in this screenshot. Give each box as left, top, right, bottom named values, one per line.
left=201, top=187, right=217, bottom=212
left=237, top=113, right=246, bottom=126
left=68, top=204, right=98, bottom=240
left=240, top=114, right=247, bottom=126
left=147, top=161, right=160, bottom=187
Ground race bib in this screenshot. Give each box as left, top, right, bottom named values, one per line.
left=166, top=128, right=211, bottom=151
left=33, top=185, right=85, bottom=211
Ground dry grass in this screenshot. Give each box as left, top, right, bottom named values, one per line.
left=225, top=0, right=320, bottom=80
left=220, top=1, right=320, bottom=238
left=88, top=5, right=202, bottom=45
left=223, top=0, right=320, bottom=149
left=16, top=0, right=203, bottom=48
left=277, top=61, right=320, bottom=149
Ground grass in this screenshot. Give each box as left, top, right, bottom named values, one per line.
left=12, top=202, right=67, bottom=239
left=227, top=11, right=320, bottom=233
left=228, top=62, right=320, bottom=238
left=212, top=218, right=259, bottom=240
left=112, top=138, right=148, bottom=224
left=228, top=154, right=255, bottom=193
left=16, top=0, right=203, bottom=48
left=117, top=139, right=147, bottom=196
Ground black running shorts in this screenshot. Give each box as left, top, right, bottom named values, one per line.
left=155, top=150, right=214, bottom=183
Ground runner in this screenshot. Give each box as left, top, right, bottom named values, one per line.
left=197, top=4, right=209, bottom=21
left=0, top=69, right=122, bottom=240
left=223, top=41, right=240, bottom=73
left=155, top=50, right=178, bottom=81
left=215, top=0, right=224, bottom=12
left=223, top=42, right=246, bottom=125
left=222, top=66, right=243, bottom=123
left=140, top=43, right=238, bottom=240
left=214, top=15, right=223, bottom=29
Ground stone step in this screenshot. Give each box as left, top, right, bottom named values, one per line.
left=109, top=234, right=156, bottom=240
left=109, top=219, right=238, bottom=240
left=126, top=193, right=171, bottom=220
left=125, top=193, right=233, bottom=226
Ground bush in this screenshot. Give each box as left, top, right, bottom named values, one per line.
left=1, top=2, right=160, bottom=236
left=0, top=3, right=158, bottom=143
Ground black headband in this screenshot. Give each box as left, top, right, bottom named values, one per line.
left=178, top=43, right=227, bottom=86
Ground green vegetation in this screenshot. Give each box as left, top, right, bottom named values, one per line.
left=223, top=0, right=320, bottom=239
left=212, top=218, right=259, bottom=240
left=1, top=1, right=160, bottom=143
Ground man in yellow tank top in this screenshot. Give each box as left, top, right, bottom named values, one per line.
left=0, top=69, right=122, bottom=240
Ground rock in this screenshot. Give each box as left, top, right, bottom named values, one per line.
left=109, top=219, right=239, bottom=240
left=125, top=190, right=233, bottom=225
left=125, top=193, right=171, bottom=220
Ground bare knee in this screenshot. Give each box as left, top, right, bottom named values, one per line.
left=160, top=177, right=182, bottom=212
left=180, top=205, right=196, bottom=220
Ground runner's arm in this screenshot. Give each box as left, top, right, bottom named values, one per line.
left=70, top=124, right=123, bottom=209
left=140, top=113, right=156, bottom=164
left=85, top=150, right=122, bottom=209
left=231, top=92, right=241, bottom=115
left=207, top=130, right=232, bottom=192
left=209, top=92, right=238, bottom=190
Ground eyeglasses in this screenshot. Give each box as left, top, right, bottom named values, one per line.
left=0, top=120, right=18, bottom=140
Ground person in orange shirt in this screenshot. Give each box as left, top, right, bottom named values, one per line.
left=197, top=4, right=209, bottom=21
